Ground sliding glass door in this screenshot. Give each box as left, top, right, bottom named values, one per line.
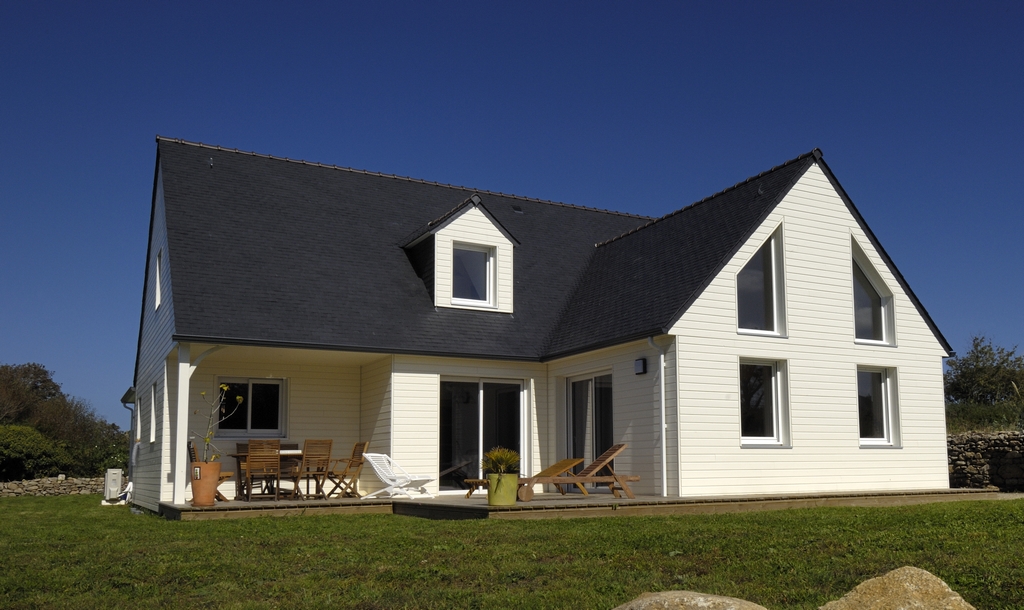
left=568, top=373, right=613, bottom=474
left=439, top=380, right=521, bottom=490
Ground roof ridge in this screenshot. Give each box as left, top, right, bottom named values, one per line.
left=155, top=135, right=652, bottom=220
left=594, top=149, right=821, bottom=247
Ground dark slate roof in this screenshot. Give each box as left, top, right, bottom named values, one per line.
left=155, top=138, right=648, bottom=360
left=150, top=138, right=952, bottom=363
left=544, top=152, right=818, bottom=357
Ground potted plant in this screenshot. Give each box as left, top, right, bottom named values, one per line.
left=188, top=384, right=242, bottom=507
left=481, top=446, right=520, bottom=506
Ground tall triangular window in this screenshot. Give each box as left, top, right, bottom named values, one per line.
left=737, top=230, right=785, bottom=335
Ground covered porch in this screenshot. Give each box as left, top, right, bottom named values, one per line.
left=164, top=342, right=391, bottom=508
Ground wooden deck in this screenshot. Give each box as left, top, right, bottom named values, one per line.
left=157, top=488, right=1009, bottom=521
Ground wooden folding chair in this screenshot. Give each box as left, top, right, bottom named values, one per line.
left=286, top=439, right=333, bottom=500
left=326, top=441, right=369, bottom=498
left=187, top=440, right=233, bottom=502
left=522, top=443, right=640, bottom=501
left=245, top=439, right=282, bottom=501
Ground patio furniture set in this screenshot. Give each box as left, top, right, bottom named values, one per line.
left=225, top=439, right=370, bottom=501
left=191, top=439, right=640, bottom=504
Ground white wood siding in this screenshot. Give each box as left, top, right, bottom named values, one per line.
left=359, top=356, right=393, bottom=496
left=669, top=163, right=948, bottom=497
left=546, top=338, right=677, bottom=496
left=434, top=206, right=514, bottom=313
left=132, top=170, right=177, bottom=511
left=182, top=347, right=363, bottom=501
left=390, top=356, right=546, bottom=494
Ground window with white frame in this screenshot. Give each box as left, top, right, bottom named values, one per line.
left=857, top=367, right=898, bottom=445
left=739, top=360, right=788, bottom=445
left=737, top=233, right=785, bottom=335
left=149, top=383, right=157, bottom=443
left=155, top=249, right=162, bottom=310
left=216, top=379, right=285, bottom=437
left=452, top=243, right=495, bottom=306
left=852, top=242, right=894, bottom=344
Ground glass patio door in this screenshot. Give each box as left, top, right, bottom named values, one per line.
left=568, top=374, right=613, bottom=475
left=439, top=380, right=521, bottom=490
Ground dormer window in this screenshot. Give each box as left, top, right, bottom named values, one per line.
left=403, top=194, right=516, bottom=313
left=452, top=244, right=494, bottom=305
left=737, top=231, right=785, bottom=335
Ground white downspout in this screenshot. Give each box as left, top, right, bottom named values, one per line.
left=648, top=336, right=667, bottom=497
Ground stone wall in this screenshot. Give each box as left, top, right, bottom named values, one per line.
left=0, top=475, right=105, bottom=497
left=948, top=431, right=1024, bottom=491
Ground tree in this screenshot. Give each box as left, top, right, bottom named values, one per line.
left=944, top=336, right=1024, bottom=405
left=0, top=425, right=73, bottom=480
left=0, top=363, right=62, bottom=424
left=0, top=362, right=128, bottom=479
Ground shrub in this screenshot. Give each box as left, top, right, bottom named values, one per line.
left=0, top=425, right=73, bottom=481
left=945, top=401, right=1024, bottom=435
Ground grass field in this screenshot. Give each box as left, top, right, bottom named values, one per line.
left=2, top=495, right=1023, bottom=609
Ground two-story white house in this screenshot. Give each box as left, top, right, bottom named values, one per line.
left=130, top=137, right=952, bottom=513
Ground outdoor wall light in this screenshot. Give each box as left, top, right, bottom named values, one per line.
left=634, top=358, right=647, bottom=375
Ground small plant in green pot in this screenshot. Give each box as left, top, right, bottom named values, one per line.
left=481, top=446, right=519, bottom=506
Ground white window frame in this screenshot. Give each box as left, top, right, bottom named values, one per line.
left=739, top=359, right=789, bottom=447
left=737, top=230, right=786, bottom=337
left=857, top=367, right=900, bottom=447
left=565, top=370, right=615, bottom=466
left=214, top=378, right=287, bottom=439
left=149, top=383, right=157, bottom=443
left=852, top=242, right=895, bottom=346
left=450, top=243, right=496, bottom=308
left=437, top=376, right=525, bottom=495
left=155, top=249, right=162, bottom=310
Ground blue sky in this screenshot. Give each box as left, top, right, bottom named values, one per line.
left=1, top=2, right=1022, bottom=428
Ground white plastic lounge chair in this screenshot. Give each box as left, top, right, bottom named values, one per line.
left=361, top=453, right=435, bottom=499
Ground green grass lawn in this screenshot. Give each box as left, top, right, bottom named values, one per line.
left=2, top=496, right=1023, bottom=609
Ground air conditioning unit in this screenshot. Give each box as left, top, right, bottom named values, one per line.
left=104, top=469, right=123, bottom=502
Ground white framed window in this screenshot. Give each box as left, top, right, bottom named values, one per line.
left=739, top=359, right=789, bottom=446
left=857, top=367, right=899, bottom=446
left=451, top=243, right=495, bottom=307
left=149, top=383, right=157, bottom=443
left=155, top=249, right=162, bottom=310
left=215, top=378, right=286, bottom=438
left=852, top=242, right=894, bottom=345
left=737, top=232, right=785, bottom=336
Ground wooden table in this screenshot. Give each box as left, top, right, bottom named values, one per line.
left=229, top=446, right=301, bottom=499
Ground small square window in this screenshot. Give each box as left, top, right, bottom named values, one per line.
left=217, top=379, right=284, bottom=437
left=739, top=360, right=788, bottom=445
left=452, top=244, right=494, bottom=305
left=737, top=233, right=785, bottom=335
left=858, top=368, right=898, bottom=446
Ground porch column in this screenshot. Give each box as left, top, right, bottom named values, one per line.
left=173, top=343, right=191, bottom=505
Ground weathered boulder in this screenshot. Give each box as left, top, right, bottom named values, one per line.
left=612, top=591, right=767, bottom=610
left=819, top=566, right=975, bottom=610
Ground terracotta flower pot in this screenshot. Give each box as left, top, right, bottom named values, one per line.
left=486, top=473, right=519, bottom=506
left=190, top=461, right=222, bottom=507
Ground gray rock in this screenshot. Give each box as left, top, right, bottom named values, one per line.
left=818, top=566, right=975, bottom=610
left=612, top=591, right=767, bottom=610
